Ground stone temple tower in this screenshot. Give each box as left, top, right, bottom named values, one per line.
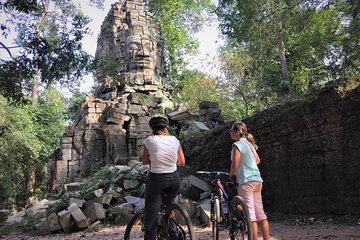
left=48, top=0, right=177, bottom=191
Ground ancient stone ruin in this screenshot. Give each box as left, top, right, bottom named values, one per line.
left=48, top=0, right=177, bottom=191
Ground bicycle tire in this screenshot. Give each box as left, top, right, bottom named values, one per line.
left=164, top=202, right=195, bottom=240
left=124, top=210, right=145, bottom=240
left=229, top=196, right=253, bottom=240
left=212, top=196, right=221, bottom=240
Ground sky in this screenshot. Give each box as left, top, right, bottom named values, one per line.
left=0, top=0, right=224, bottom=94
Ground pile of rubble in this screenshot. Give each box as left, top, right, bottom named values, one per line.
left=1, top=160, right=215, bottom=236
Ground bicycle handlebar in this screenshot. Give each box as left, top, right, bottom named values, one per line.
left=196, top=170, right=229, bottom=176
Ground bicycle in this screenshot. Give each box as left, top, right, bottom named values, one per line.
left=196, top=171, right=253, bottom=240
left=124, top=172, right=195, bottom=240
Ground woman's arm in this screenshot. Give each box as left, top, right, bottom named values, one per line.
left=141, top=146, right=150, bottom=165
left=255, top=150, right=261, bottom=165
left=177, top=145, right=185, bottom=166
left=230, top=146, right=241, bottom=177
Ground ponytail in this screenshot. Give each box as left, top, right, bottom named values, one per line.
left=246, top=133, right=258, bottom=150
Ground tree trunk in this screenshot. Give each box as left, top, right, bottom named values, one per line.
left=274, top=0, right=292, bottom=96
left=25, top=0, right=49, bottom=206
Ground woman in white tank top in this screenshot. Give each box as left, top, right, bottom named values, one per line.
left=141, top=116, right=185, bottom=240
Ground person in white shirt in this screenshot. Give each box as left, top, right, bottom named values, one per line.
left=141, top=116, right=185, bottom=240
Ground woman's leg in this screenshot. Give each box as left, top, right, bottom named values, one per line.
left=253, top=183, right=270, bottom=240
left=144, top=174, right=164, bottom=240
left=237, top=182, right=259, bottom=239
left=258, top=219, right=270, bottom=240
left=252, top=221, right=259, bottom=240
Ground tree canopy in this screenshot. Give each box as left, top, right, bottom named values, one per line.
left=217, top=0, right=360, bottom=100
left=0, top=0, right=103, bottom=102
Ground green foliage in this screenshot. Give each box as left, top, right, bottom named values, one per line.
left=148, top=0, right=216, bottom=78
left=0, top=0, right=103, bottom=102
left=95, top=54, right=120, bottom=80
left=173, top=68, right=248, bottom=120
left=218, top=44, right=283, bottom=115
left=217, top=0, right=360, bottom=101
left=336, top=78, right=360, bottom=97
left=65, top=90, right=86, bottom=123
left=0, top=88, right=66, bottom=208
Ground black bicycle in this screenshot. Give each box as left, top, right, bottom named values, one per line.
left=197, top=171, right=253, bottom=240
left=124, top=173, right=195, bottom=240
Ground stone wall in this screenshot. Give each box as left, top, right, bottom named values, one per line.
left=182, top=84, right=360, bottom=215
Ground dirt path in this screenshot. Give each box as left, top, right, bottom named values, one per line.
left=2, top=215, right=360, bottom=240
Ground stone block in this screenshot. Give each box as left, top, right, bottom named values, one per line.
left=197, top=198, right=211, bottom=226
left=65, top=182, right=84, bottom=192
left=61, top=148, right=72, bottom=161
left=187, top=175, right=211, bottom=192
left=190, top=121, right=210, bottom=132
left=46, top=212, right=62, bottom=233
left=61, top=137, right=73, bottom=144
left=95, top=193, right=113, bottom=206
left=110, top=202, right=134, bottom=215
left=115, top=212, right=134, bottom=226
left=69, top=197, right=86, bottom=208
left=110, top=165, right=131, bottom=174
left=67, top=203, right=89, bottom=230
left=127, top=104, right=145, bottom=115
left=90, top=220, right=101, bottom=232
left=6, top=210, right=25, bottom=224
left=57, top=210, right=76, bottom=233
left=128, top=159, right=141, bottom=169
left=123, top=179, right=139, bottom=189
left=84, top=188, right=104, bottom=200
left=179, top=197, right=196, bottom=220
left=35, top=218, right=51, bottom=236
left=124, top=196, right=145, bottom=211
left=179, top=180, right=201, bottom=201
left=84, top=202, right=106, bottom=224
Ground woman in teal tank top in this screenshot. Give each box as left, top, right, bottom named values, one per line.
left=229, top=121, right=271, bottom=240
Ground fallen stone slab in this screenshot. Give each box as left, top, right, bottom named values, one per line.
left=68, top=203, right=89, bottom=230
left=57, top=210, right=77, bottom=233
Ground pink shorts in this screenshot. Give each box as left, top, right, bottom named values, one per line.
left=237, top=181, right=267, bottom=222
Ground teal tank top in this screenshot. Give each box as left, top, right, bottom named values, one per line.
left=231, top=138, right=263, bottom=185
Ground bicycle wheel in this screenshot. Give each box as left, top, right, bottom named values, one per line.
left=229, top=196, right=253, bottom=240
left=164, top=202, right=195, bottom=240
left=211, top=196, right=221, bottom=240
left=124, top=210, right=145, bottom=240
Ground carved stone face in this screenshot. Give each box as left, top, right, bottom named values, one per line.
left=125, top=35, right=157, bottom=75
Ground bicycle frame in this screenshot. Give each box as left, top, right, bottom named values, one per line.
left=197, top=170, right=253, bottom=240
